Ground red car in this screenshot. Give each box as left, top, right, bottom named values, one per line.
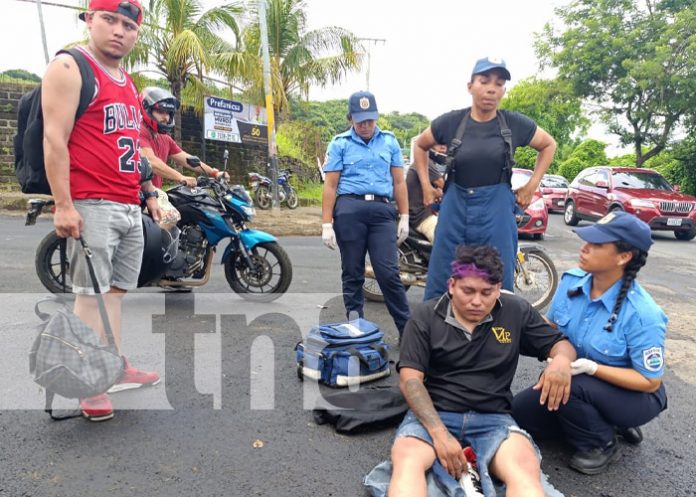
left=512, top=168, right=548, bottom=240
left=540, top=174, right=569, bottom=213
left=564, top=166, right=696, bottom=241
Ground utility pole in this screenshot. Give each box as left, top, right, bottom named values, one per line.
left=35, top=0, right=50, bottom=64
left=357, top=37, right=386, bottom=90
left=258, top=0, right=279, bottom=213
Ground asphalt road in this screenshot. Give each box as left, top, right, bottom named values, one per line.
left=1, top=213, right=695, bottom=497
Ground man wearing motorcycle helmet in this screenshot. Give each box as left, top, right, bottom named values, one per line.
left=139, top=86, right=226, bottom=188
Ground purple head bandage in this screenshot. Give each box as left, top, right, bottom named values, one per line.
left=450, top=261, right=491, bottom=281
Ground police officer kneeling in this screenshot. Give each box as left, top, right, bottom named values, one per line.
left=513, top=212, right=669, bottom=475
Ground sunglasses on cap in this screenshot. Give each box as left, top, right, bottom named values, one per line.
left=116, top=1, right=141, bottom=23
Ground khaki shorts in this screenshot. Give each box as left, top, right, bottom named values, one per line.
left=68, top=199, right=143, bottom=294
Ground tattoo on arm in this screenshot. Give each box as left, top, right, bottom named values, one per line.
left=404, top=378, right=446, bottom=432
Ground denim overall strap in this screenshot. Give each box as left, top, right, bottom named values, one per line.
left=424, top=182, right=517, bottom=299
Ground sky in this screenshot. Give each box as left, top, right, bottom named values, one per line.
left=0, top=0, right=618, bottom=149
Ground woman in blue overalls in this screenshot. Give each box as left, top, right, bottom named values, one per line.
left=512, top=212, right=668, bottom=475
left=411, top=57, right=557, bottom=298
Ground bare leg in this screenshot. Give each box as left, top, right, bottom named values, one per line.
left=388, top=436, right=436, bottom=497
left=489, top=432, right=544, bottom=497
left=74, top=287, right=126, bottom=352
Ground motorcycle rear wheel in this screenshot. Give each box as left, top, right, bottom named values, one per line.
left=224, top=242, right=293, bottom=302
left=363, top=277, right=410, bottom=302
left=35, top=231, right=72, bottom=294
left=255, top=186, right=272, bottom=210
left=363, top=249, right=412, bottom=302
left=286, top=189, right=299, bottom=209
left=514, top=248, right=558, bottom=310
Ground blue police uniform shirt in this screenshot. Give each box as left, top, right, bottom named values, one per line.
left=323, top=126, right=404, bottom=198
left=547, top=268, right=667, bottom=379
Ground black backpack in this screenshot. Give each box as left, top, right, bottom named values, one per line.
left=14, top=48, right=96, bottom=194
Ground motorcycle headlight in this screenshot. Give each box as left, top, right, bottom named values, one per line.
left=629, top=199, right=655, bottom=208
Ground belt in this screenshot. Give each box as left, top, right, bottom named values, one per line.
left=339, top=194, right=390, bottom=203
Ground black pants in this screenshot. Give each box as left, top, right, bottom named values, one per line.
left=333, top=196, right=410, bottom=335
left=512, top=374, right=667, bottom=451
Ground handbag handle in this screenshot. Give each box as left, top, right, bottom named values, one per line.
left=78, top=237, right=116, bottom=347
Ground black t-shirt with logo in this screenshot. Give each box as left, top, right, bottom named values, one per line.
left=397, top=292, right=565, bottom=414
left=430, top=109, right=537, bottom=188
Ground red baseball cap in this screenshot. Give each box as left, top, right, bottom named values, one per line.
left=79, top=0, right=143, bottom=26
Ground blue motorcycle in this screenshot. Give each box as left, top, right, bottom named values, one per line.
left=248, top=169, right=299, bottom=210
left=29, top=156, right=293, bottom=302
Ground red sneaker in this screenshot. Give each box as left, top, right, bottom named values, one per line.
left=107, top=357, right=161, bottom=394
left=80, top=393, right=114, bottom=422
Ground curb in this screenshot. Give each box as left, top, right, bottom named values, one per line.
left=0, top=193, right=323, bottom=236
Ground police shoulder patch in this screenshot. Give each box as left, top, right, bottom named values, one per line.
left=642, top=346, right=664, bottom=372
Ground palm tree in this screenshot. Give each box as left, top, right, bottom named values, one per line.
left=133, top=0, right=245, bottom=141
left=239, top=0, right=363, bottom=115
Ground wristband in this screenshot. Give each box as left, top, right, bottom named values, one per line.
left=142, top=190, right=159, bottom=200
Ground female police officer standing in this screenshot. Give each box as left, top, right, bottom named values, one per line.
left=321, top=91, right=410, bottom=336
left=513, top=212, right=668, bottom=475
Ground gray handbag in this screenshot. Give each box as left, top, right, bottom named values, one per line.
left=29, top=237, right=124, bottom=420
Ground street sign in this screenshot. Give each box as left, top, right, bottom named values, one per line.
left=203, top=96, right=268, bottom=146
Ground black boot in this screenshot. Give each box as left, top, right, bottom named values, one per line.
left=569, top=439, right=621, bottom=475
left=616, top=426, right=643, bottom=445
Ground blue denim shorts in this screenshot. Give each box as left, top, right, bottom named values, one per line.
left=395, top=409, right=540, bottom=497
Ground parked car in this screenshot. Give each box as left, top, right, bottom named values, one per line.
left=512, top=168, right=548, bottom=240
left=564, top=166, right=696, bottom=241
left=540, top=174, right=569, bottom=213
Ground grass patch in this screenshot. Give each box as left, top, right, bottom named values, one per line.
left=296, top=180, right=323, bottom=202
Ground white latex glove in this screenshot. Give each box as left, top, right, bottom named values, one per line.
left=322, top=223, right=337, bottom=250
left=570, top=358, right=598, bottom=376
left=397, top=214, right=409, bottom=245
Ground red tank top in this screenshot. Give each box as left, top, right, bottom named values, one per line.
left=68, top=47, right=142, bottom=204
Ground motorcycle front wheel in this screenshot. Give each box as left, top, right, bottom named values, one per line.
left=35, top=231, right=72, bottom=294
left=255, top=186, right=272, bottom=210
left=224, top=242, right=293, bottom=302
left=514, top=248, right=558, bottom=310
left=286, top=189, right=299, bottom=209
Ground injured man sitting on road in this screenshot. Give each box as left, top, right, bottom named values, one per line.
left=388, top=245, right=576, bottom=497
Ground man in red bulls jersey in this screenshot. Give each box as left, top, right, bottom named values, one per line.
left=42, top=0, right=161, bottom=422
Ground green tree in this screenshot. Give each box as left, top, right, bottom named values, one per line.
left=669, top=137, right=696, bottom=195
left=557, top=139, right=608, bottom=180
left=135, top=0, right=244, bottom=141
left=0, top=69, right=41, bottom=82
left=378, top=111, right=430, bottom=150
left=537, top=0, right=696, bottom=166
left=276, top=120, right=323, bottom=168
left=239, top=0, right=362, bottom=114
left=287, top=98, right=349, bottom=142
left=501, top=77, right=588, bottom=146
left=501, top=77, right=588, bottom=171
